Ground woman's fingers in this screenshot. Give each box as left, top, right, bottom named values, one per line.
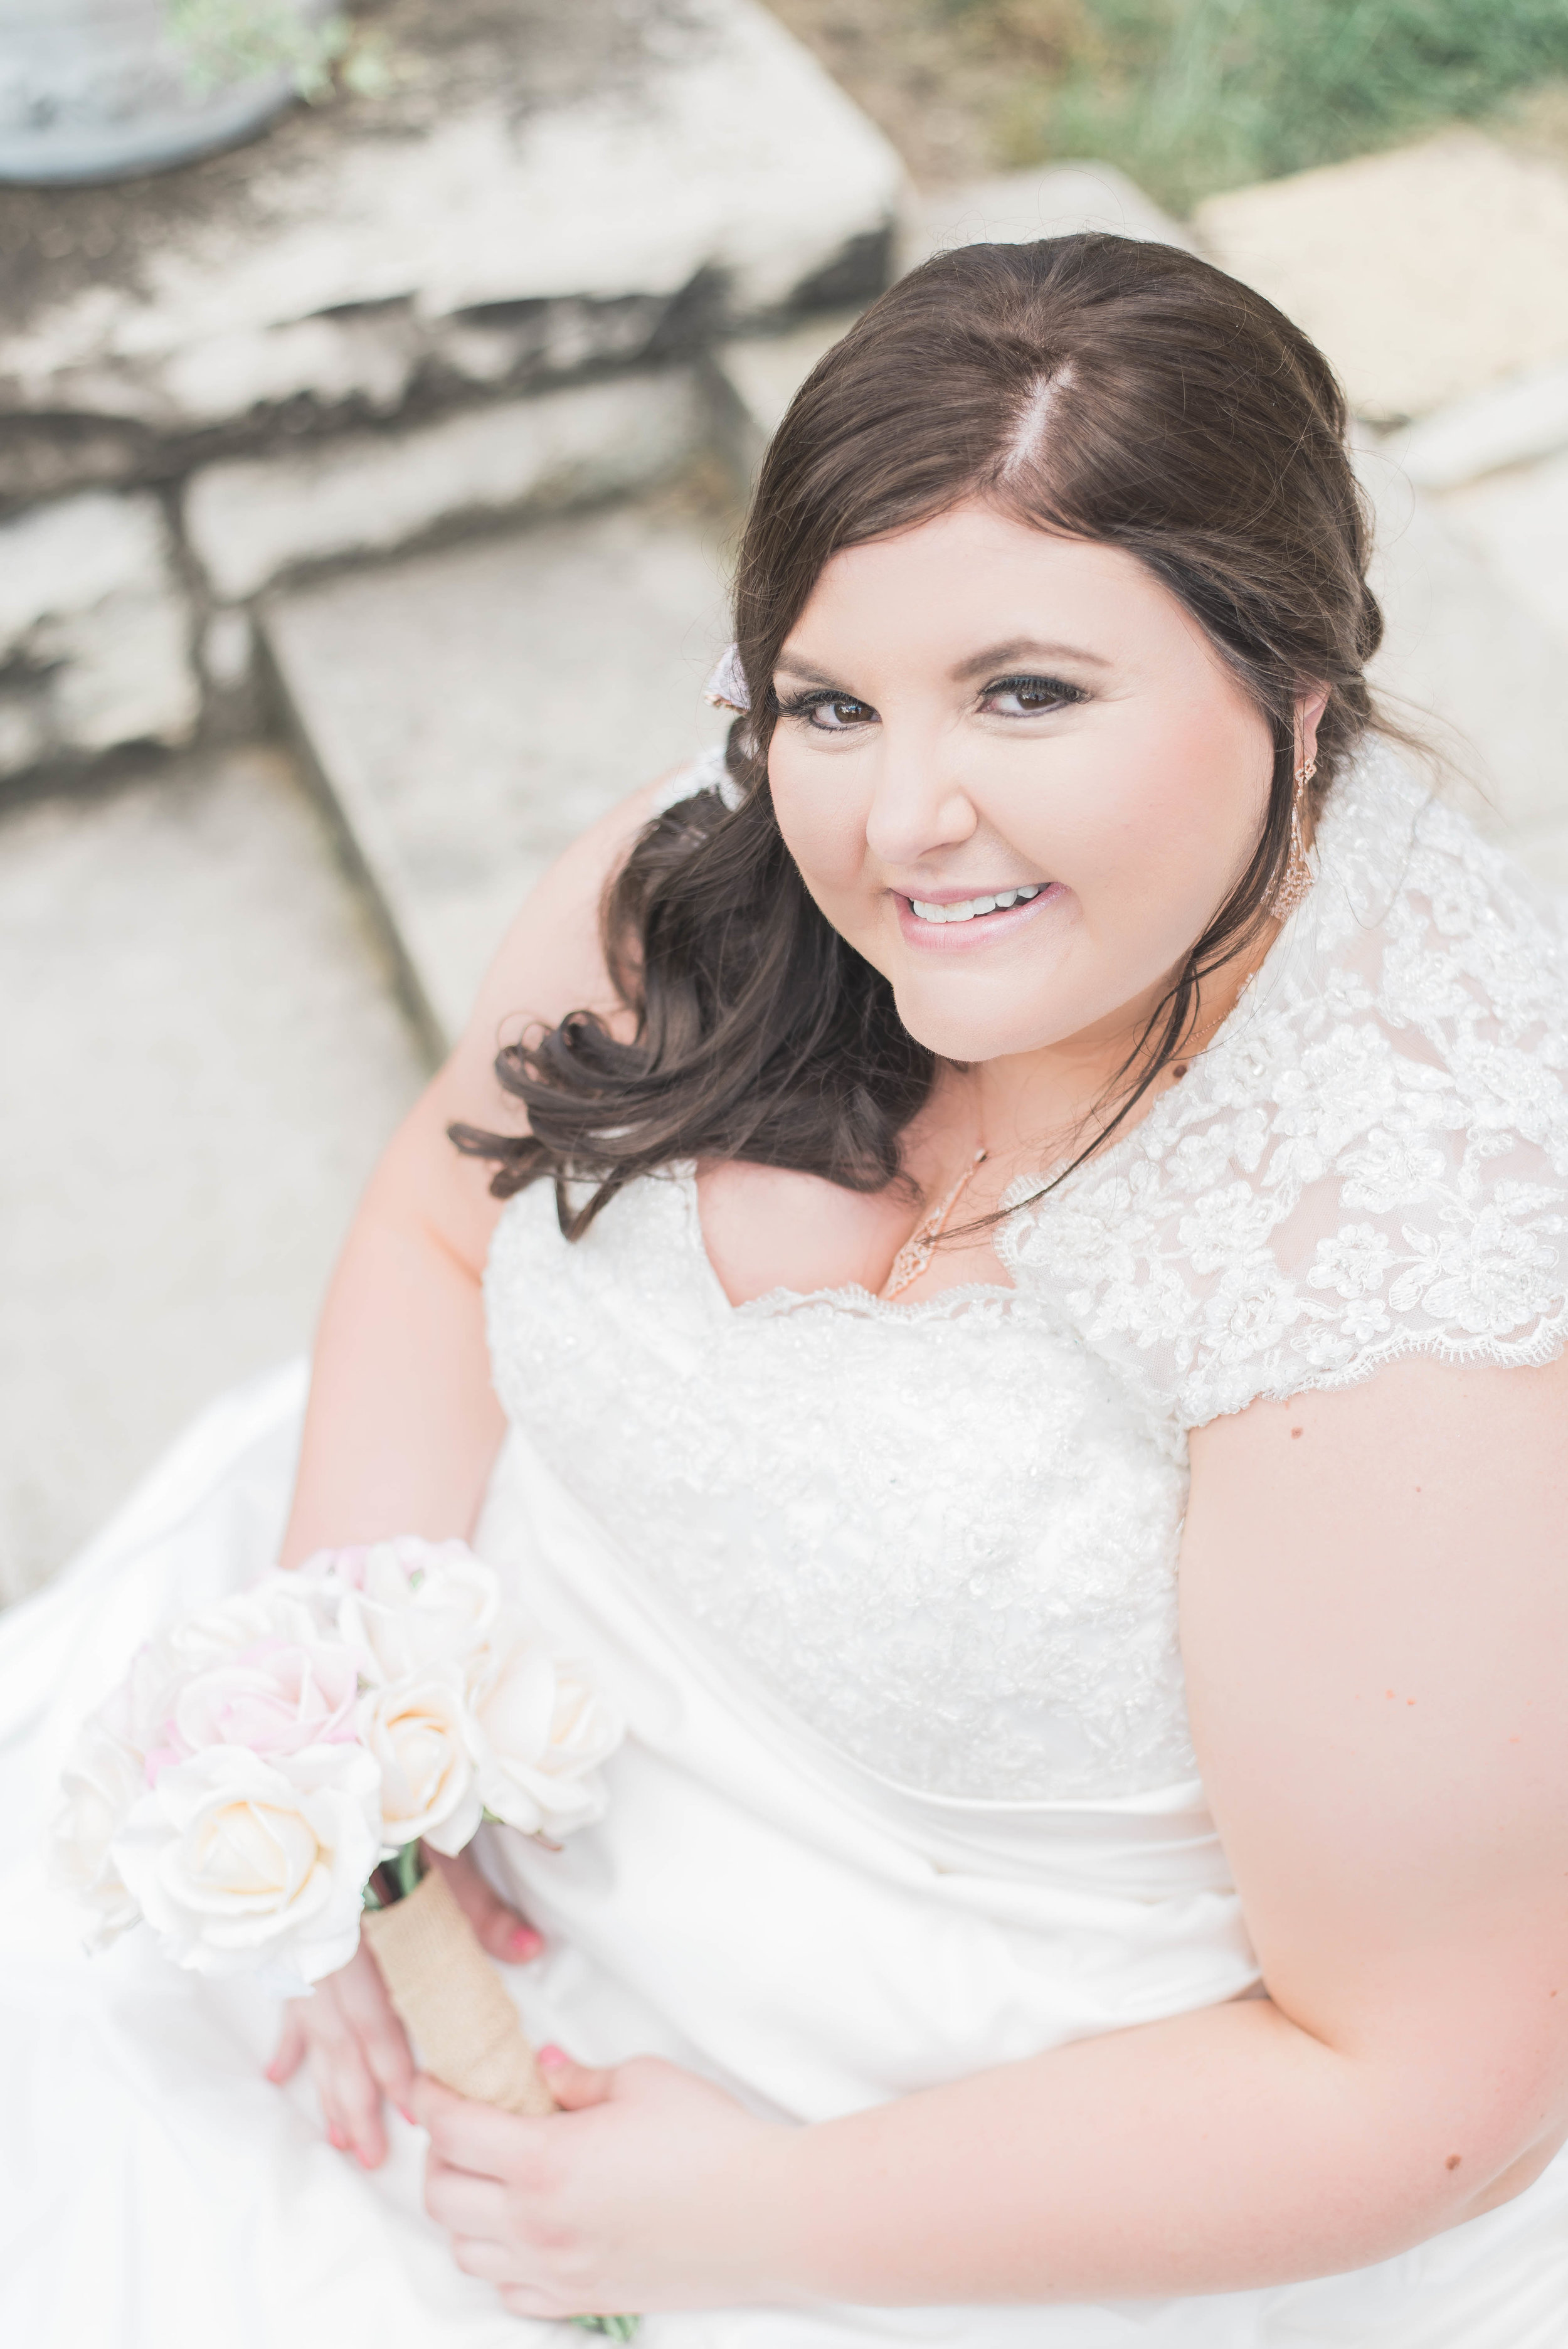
left=265, top=2006, right=307, bottom=2086
left=536, top=2045, right=614, bottom=2111
left=423, top=2153, right=511, bottom=2238
left=262, top=1949, right=413, bottom=2166
left=332, top=2050, right=390, bottom=2169
left=424, top=1843, right=544, bottom=1965
left=337, top=1941, right=416, bottom=2112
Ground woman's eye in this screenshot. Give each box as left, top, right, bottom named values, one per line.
left=812, top=697, right=873, bottom=730
left=781, top=692, right=875, bottom=731
left=980, top=674, right=1082, bottom=716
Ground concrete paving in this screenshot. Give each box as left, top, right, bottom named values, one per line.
left=1358, top=437, right=1568, bottom=872
left=1195, top=130, right=1568, bottom=426
left=265, top=491, right=735, bottom=1046
left=0, top=745, right=426, bottom=1604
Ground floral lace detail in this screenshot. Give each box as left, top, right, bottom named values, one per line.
left=999, top=744, right=1568, bottom=1427
left=486, top=1172, right=1195, bottom=1803
left=650, top=741, right=743, bottom=815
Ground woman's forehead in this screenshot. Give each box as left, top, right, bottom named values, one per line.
left=780, top=511, right=1201, bottom=672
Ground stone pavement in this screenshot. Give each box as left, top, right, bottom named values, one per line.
left=268, top=490, right=734, bottom=1047
left=0, top=747, right=425, bottom=1603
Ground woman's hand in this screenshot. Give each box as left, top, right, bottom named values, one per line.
left=417, top=2049, right=787, bottom=2318
left=266, top=1846, right=543, bottom=2167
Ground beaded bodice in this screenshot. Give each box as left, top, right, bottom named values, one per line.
left=484, top=748, right=1568, bottom=1803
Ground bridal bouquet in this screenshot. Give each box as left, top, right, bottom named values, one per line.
left=50, top=1535, right=635, bottom=2339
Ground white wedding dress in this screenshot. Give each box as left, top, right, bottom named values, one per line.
left=3, top=744, right=1567, bottom=2346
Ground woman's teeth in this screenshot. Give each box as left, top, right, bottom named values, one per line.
left=908, top=885, right=1042, bottom=925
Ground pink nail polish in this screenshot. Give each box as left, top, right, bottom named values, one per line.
left=327, top=2123, right=347, bottom=2151
left=397, top=2104, right=415, bottom=2125
left=538, top=2044, right=567, bottom=2070
left=507, top=1926, right=544, bottom=1959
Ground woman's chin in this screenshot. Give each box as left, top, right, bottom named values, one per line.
left=891, top=988, right=1066, bottom=1067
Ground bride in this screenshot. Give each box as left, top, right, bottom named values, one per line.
left=4, top=231, right=1566, bottom=2346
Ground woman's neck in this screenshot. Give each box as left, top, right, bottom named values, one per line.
left=952, top=920, right=1279, bottom=1191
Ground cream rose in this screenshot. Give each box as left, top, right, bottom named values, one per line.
left=337, top=1539, right=501, bottom=1685
left=356, top=1668, right=482, bottom=1857
left=470, top=1618, right=622, bottom=1837
left=50, top=1714, right=145, bottom=1950
left=112, top=1742, right=381, bottom=1991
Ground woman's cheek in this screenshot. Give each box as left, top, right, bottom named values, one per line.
left=771, top=763, right=873, bottom=906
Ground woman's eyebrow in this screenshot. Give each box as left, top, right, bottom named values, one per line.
left=773, top=640, right=1113, bottom=690
left=953, top=638, right=1113, bottom=680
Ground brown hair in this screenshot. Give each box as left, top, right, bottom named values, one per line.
left=455, top=232, right=1386, bottom=1231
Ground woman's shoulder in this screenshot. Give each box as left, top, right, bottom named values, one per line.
left=1000, top=741, right=1568, bottom=1429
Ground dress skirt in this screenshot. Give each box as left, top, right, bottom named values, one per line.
left=2, top=1362, right=1564, bottom=2347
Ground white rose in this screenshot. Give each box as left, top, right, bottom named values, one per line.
left=356, top=1669, right=482, bottom=1857
left=111, top=1742, right=381, bottom=1993
left=50, top=1713, right=146, bottom=1950
left=337, top=1539, right=501, bottom=1685
left=98, top=1634, right=185, bottom=1758
left=166, top=1574, right=338, bottom=1670
left=470, top=1620, right=623, bottom=1838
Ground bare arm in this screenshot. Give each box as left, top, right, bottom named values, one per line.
left=420, top=1351, right=1568, bottom=2311
left=279, top=779, right=669, bottom=1567
left=267, top=777, right=669, bottom=2164
left=759, top=1352, right=1568, bottom=2301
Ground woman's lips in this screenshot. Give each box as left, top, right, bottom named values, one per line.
left=893, top=882, right=1062, bottom=949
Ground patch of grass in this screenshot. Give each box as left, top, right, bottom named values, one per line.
left=945, top=0, right=1568, bottom=206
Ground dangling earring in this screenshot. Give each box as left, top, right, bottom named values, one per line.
left=1273, top=758, right=1317, bottom=920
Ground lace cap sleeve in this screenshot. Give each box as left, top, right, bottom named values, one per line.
left=998, top=748, right=1568, bottom=1430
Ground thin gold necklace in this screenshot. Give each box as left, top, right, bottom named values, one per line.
left=880, top=1147, right=988, bottom=1301
left=1168, top=991, right=1231, bottom=1080
left=881, top=982, right=1236, bottom=1301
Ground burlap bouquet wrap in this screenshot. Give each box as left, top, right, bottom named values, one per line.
left=361, top=1866, right=556, bottom=2116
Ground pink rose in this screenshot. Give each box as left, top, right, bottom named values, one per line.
left=145, top=1637, right=361, bottom=1784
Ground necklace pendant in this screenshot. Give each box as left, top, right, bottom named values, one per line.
left=881, top=1234, right=934, bottom=1302
left=878, top=1147, right=988, bottom=1303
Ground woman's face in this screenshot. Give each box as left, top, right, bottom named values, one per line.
left=768, top=499, right=1291, bottom=1068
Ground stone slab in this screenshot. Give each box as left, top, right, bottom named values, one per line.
left=1357, top=434, right=1568, bottom=852
left=0, top=0, right=904, bottom=468
left=1195, top=131, right=1568, bottom=426
left=263, top=497, right=736, bottom=1047
left=0, top=744, right=426, bottom=1604
left=1435, top=447, right=1568, bottom=649
left=903, top=162, right=1197, bottom=273
left=1384, top=357, right=1568, bottom=492
left=0, top=489, right=198, bottom=770
left=707, top=309, right=864, bottom=479
left=186, top=368, right=706, bottom=602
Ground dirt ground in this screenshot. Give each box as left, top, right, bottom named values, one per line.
left=769, top=0, right=1568, bottom=199
left=766, top=0, right=1052, bottom=186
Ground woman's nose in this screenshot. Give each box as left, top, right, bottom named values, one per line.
left=862, top=733, right=979, bottom=866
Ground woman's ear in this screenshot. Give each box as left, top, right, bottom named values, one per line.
left=1294, top=685, right=1330, bottom=769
